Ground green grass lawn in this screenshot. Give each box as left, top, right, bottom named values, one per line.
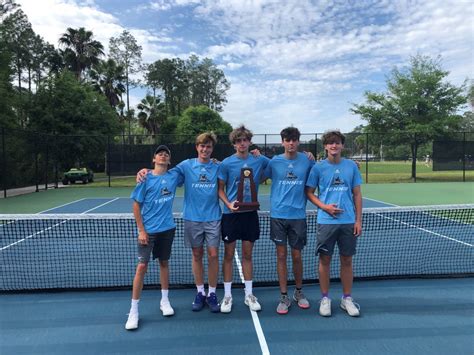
left=360, top=161, right=474, bottom=183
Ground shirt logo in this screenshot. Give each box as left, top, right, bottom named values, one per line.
left=285, top=171, right=298, bottom=180
left=332, top=176, right=344, bottom=185
left=198, top=174, right=210, bottom=182
left=161, top=187, right=171, bottom=195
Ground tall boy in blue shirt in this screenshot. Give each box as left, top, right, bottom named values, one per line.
left=218, top=125, right=270, bottom=313
left=264, top=127, right=314, bottom=315
left=305, top=130, right=363, bottom=317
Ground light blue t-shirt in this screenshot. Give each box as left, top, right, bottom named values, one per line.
left=306, top=158, right=362, bottom=224
left=264, top=152, right=314, bottom=219
left=130, top=170, right=184, bottom=233
left=174, top=158, right=221, bottom=222
left=218, top=154, right=270, bottom=214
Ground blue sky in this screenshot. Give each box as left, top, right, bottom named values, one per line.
left=16, top=0, right=474, bottom=137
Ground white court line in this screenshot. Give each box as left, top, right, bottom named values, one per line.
left=363, top=197, right=399, bottom=207
left=1, top=220, right=68, bottom=251
left=38, top=198, right=87, bottom=214
left=234, top=251, right=270, bottom=355
left=376, top=213, right=473, bottom=247
left=1, top=198, right=120, bottom=251
left=81, top=198, right=120, bottom=213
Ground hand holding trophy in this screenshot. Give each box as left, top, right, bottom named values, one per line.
left=235, top=167, right=259, bottom=211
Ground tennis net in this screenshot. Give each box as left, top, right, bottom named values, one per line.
left=1, top=205, right=473, bottom=291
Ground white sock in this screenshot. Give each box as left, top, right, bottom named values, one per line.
left=224, top=282, right=232, bottom=298
left=244, top=280, right=253, bottom=297
left=161, top=289, right=169, bottom=303
left=196, top=284, right=205, bottom=295
left=208, top=286, right=216, bottom=295
left=131, top=299, right=139, bottom=313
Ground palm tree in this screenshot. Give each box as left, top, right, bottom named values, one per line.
left=137, top=95, right=167, bottom=136
left=90, top=58, right=126, bottom=108
left=58, top=27, right=104, bottom=80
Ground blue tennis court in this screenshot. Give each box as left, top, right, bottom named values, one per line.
left=38, top=195, right=394, bottom=214
left=1, top=197, right=473, bottom=354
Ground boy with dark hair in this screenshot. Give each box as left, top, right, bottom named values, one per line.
left=305, top=130, right=363, bottom=317
left=218, top=125, right=270, bottom=313
left=125, top=145, right=184, bottom=330
left=136, top=132, right=222, bottom=313
left=264, top=126, right=314, bottom=314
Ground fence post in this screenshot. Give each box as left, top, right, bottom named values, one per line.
left=413, top=133, right=417, bottom=183
left=54, top=134, right=58, bottom=188
left=107, top=135, right=111, bottom=188
left=2, top=127, right=6, bottom=198
left=462, top=132, right=466, bottom=182
left=45, top=137, right=49, bottom=190
left=264, top=134, right=267, bottom=157
left=365, top=132, right=369, bottom=183
left=315, top=134, right=318, bottom=159
left=35, top=134, right=39, bottom=192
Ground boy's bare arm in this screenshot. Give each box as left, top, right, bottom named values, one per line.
left=352, top=185, right=362, bottom=236
left=218, top=179, right=239, bottom=212
left=133, top=201, right=149, bottom=245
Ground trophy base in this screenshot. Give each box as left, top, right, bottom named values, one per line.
left=235, top=202, right=260, bottom=212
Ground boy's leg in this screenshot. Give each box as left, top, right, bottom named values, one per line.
left=242, top=240, right=261, bottom=311
left=132, top=262, right=148, bottom=300
left=291, top=248, right=303, bottom=289
left=338, top=224, right=360, bottom=317
left=340, top=255, right=353, bottom=295
left=126, top=238, right=153, bottom=330
left=223, top=241, right=236, bottom=283
left=158, top=259, right=175, bottom=316
left=205, top=220, right=221, bottom=290
left=153, top=229, right=175, bottom=316
left=192, top=246, right=205, bottom=287
left=318, top=254, right=331, bottom=295
left=241, top=239, right=254, bottom=282
left=207, top=246, right=219, bottom=289
left=221, top=241, right=235, bottom=313
left=159, top=260, right=170, bottom=292
left=276, top=245, right=288, bottom=293
left=204, top=220, right=221, bottom=312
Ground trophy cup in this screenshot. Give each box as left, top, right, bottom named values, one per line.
left=235, top=167, right=259, bottom=211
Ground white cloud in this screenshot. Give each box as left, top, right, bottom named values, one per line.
left=17, top=0, right=122, bottom=47
left=14, top=0, right=474, bottom=133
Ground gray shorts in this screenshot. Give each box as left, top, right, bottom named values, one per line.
left=316, top=224, right=357, bottom=256
left=184, top=220, right=221, bottom=248
left=137, top=228, right=175, bottom=263
left=270, top=218, right=307, bottom=250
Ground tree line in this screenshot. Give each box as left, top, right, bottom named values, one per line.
left=0, top=0, right=232, bottom=142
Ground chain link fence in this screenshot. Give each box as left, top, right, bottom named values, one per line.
left=1, top=128, right=473, bottom=196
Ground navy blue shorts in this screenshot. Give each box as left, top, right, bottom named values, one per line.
left=221, top=211, right=260, bottom=243
left=316, top=224, right=357, bottom=256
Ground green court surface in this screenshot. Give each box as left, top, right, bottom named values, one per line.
left=0, top=182, right=472, bottom=214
